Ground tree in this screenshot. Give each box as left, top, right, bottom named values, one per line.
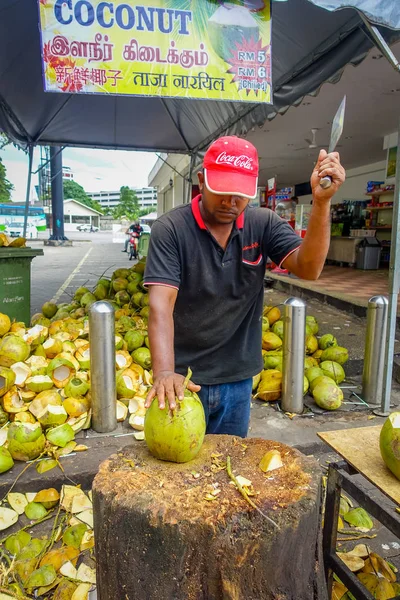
left=63, top=179, right=103, bottom=214
left=138, top=205, right=157, bottom=218
left=0, top=156, right=14, bottom=203
left=113, top=186, right=140, bottom=220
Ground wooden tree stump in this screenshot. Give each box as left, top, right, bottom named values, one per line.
left=92, top=435, right=327, bottom=600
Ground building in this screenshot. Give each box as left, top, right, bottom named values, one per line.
left=148, top=154, right=194, bottom=217
left=87, top=187, right=157, bottom=212
left=62, top=199, right=102, bottom=231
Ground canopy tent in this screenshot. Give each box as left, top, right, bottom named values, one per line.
left=0, top=0, right=399, bottom=155
left=1, top=0, right=400, bottom=418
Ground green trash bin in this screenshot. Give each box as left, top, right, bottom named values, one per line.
left=0, top=247, right=44, bottom=324
left=138, top=233, right=150, bottom=259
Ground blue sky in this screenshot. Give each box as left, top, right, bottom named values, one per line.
left=0, top=145, right=157, bottom=202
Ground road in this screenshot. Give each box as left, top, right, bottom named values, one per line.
left=30, top=231, right=130, bottom=315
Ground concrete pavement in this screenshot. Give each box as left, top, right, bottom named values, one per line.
left=29, top=231, right=127, bottom=314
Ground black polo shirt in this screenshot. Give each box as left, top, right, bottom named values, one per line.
left=144, top=195, right=302, bottom=385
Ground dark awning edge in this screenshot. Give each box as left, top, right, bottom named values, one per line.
left=304, top=0, right=400, bottom=31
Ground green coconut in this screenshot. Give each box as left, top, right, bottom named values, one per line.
left=46, top=423, right=75, bottom=447
left=272, top=320, right=284, bottom=339
left=127, top=281, right=140, bottom=295
left=261, top=317, right=269, bottom=332
left=112, top=278, right=129, bottom=293
left=124, top=331, right=145, bottom=352
left=73, top=287, right=90, bottom=302
left=320, top=346, right=349, bottom=365
left=80, top=292, right=96, bottom=310
left=263, top=351, right=282, bottom=371
left=0, top=446, right=14, bottom=473
left=208, top=3, right=260, bottom=63
left=304, top=357, right=318, bottom=370
left=115, top=290, right=130, bottom=306
left=252, top=372, right=262, bottom=391
left=132, top=347, right=152, bottom=370
left=113, top=268, right=130, bottom=279
left=320, top=361, right=345, bottom=384
left=94, top=284, right=108, bottom=301
left=25, top=375, right=54, bottom=393
left=116, top=368, right=142, bottom=399
left=97, top=277, right=111, bottom=290
left=313, top=381, right=343, bottom=410
left=144, top=370, right=206, bottom=463
left=0, top=335, right=30, bottom=367
left=305, top=335, right=319, bottom=355
left=380, top=412, right=400, bottom=480
left=0, top=366, right=16, bottom=397
left=64, top=377, right=89, bottom=398
left=132, top=292, right=144, bottom=308
left=262, top=332, right=282, bottom=351
left=305, top=367, right=324, bottom=385
left=42, top=302, right=58, bottom=319
left=145, top=336, right=150, bottom=349
left=127, top=271, right=143, bottom=284
left=309, top=375, right=336, bottom=394
left=306, top=316, right=319, bottom=335
left=319, top=334, right=337, bottom=350
left=140, top=306, right=149, bottom=319
left=37, top=404, right=68, bottom=428
left=7, top=422, right=46, bottom=461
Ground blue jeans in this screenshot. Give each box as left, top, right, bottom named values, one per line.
left=198, top=378, right=252, bottom=437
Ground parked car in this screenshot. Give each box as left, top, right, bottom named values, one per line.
left=76, top=224, right=99, bottom=232
left=140, top=224, right=151, bottom=234
left=5, top=223, right=38, bottom=238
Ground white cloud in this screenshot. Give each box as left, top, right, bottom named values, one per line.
left=0, top=145, right=158, bottom=201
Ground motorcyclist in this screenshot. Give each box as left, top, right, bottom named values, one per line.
left=122, top=221, right=143, bottom=252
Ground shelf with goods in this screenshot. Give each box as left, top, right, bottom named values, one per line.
left=364, top=186, right=394, bottom=242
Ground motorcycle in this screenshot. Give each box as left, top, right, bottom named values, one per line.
left=128, top=231, right=140, bottom=260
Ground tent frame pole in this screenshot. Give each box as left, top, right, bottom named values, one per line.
left=23, top=145, right=34, bottom=238
left=360, top=16, right=400, bottom=72
left=375, top=119, right=400, bottom=416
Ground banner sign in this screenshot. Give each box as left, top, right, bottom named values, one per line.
left=38, top=0, right=272, bottom=103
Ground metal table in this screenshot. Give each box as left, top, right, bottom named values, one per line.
left=318, top=426, right=400, bottom=600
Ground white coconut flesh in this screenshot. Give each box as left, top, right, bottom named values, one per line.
left=116, top=354, right=127, bottom=368
left=129, top=398, right=139, bottom=414
left=123, top=375, right=134, bottom=390
left=24, top=325, right=46, bottom=342
left=8, top=392, right=24, bottom=410
left=53, top=365, right=71, bottom=382
left=29, top=375, right=52, bottom=385
left=0, top=428, right=8, bottom=446
left=116, top=401, right=128, bottom=421
left=11, top=362, right=31, bottom=386
left=389, top=413, right=400, bottom=428
left=38, top=405, right=67, bottom=419
left=43, top=338, right=56, bottom=349
left=209, top=3, right=257, bottom=27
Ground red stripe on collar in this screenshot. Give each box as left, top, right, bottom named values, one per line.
left=191, top=194, right=245, bottom=230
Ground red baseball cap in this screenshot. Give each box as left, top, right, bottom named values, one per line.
left=203, top=136, right=259, bottom=199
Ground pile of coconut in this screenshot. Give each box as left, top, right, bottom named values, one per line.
left=254, top=306, right=349, bottom=411
left=0, top=259, right=152, bottom=474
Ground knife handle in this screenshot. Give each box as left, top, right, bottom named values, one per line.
left=320, top=175, right=332, bottom=189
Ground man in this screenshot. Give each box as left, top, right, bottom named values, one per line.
left=144, top=136, right=345, bottom=436
left=122, top=221, right=142, bottom=252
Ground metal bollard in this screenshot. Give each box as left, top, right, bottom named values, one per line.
left=362, top=295, right=388, bottom=406
left=89, top=301, right=117, bottom=433
left=281, top=298, right=306, bottom=414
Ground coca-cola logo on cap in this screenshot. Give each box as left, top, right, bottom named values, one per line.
left=216, top=152, right=254, bottom=171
